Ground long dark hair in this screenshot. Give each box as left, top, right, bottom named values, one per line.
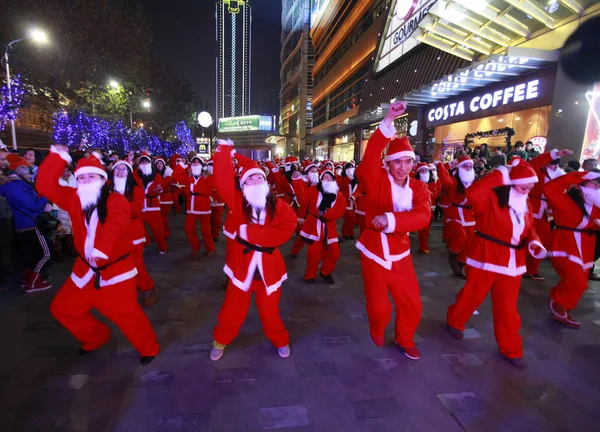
left=237, top=178, right=277, bottom=222
left=83, top=182, right=112, bottom=225
left=494, top=185, right=511, bottom=209
left=567, top=168, right=600, bottom=217
left=109, top=167, right=138, bottom=201
left=454, top=171, right=466, bottom=195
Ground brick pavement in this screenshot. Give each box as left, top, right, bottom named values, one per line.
left=1, top=217, right=600, bottom=431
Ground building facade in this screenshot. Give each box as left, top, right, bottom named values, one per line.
left=216, top=0, right=252, bottom=121
left=280, top=0, right=314, bottom=157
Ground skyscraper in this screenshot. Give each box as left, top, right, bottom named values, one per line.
left=216, top=0, right=252, bottom=121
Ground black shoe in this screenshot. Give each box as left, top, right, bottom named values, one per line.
left=505, top=356, right=527, bottom=370
left=289, top=254, right=298, bottom=259
left=305, top=278, right=316, bottom=284
left=140, top=356, right=155, bottom=365
left=348, top=236, right=355, bottom=240
left=320, top=273, right=335, bottom=285
left=446, top=325, right=464, bottom=340
left=78, top=348, right=90, bottom=356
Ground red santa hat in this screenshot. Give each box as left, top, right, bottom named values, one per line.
left=113, top=160, right=133, bottom=172
left=7, top=154, right=30, bottom=171
left=414, top=162, right=429, bottom=173
left=319, top=168, right=335, bottom=181
left=169, top=154, right=181, bottom=167
left=304, top=162, right=318, bottom=172
left=322, top=160, right=334, bottom=168
left=384, top=137, right=415, bottom=161
left=191, top=154, right=205, bottom=164
left=154, top=157, right=166, bottom=166
left=508, top=158, right=538, bottom=185
left=238, top=157, right=266, bottom=186
left=74, top=153, right=107, bottom=179
left=455, top=155, right=473, bottom=169
left=139, top=151, right=152, bottom=163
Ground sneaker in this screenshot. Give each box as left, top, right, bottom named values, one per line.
left=320, top=273, right=335, bottom=285
left=419, top=250, right=430, bottom=255
left=304, top=278, right=316, bottom=284
left=505, top=356, right=527, bottom=369
left=589, top=272, right=600, bottom=281
left=402, top=346, right=420, bottom=360
left=277, top=345, right=291, bottom=359
left=25, top=273, right=52, bottom=293
left=158, top=250, right=167, bottom=255
left=549, top=298, right=580, bottom=329
left=530, top=273, right=544, bottom=281
left=140, top=356, right=155, bottom=365
left=523, top=273, right=533, bottom=279
left=142, top=288, right=157, bottom=307
left=210, top=341, right=225, bottom=361
left=446, top=325, right=464, bottom=340
left=565, top=311, right=581, bottom=329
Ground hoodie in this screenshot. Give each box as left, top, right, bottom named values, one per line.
left=0, top=175, right=48, bottom=230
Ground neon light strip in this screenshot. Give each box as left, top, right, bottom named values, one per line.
left=232, top=13, right=236, bottom=116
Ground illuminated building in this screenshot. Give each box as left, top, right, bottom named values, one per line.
left=216, top=0, right=252, bottom=121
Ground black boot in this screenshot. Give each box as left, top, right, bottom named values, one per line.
left=140, top=356, right=155, bottom=365
left=448, top=252, right=465, bottom=279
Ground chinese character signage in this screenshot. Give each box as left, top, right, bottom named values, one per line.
left=218, top=115, right=274, bottom=132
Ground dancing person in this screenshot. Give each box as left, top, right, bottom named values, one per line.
left=154, top=157, right=174, bottom=238
left=184, top=155, right=216, bottom=257
left=290, top=163, right=317, bottom=257
left=300, top=169, right=346, bottom=284
left=338, top=162, right=358, bottom=240
left=37, top=145, right=159, bottom=365
left=207, top=160, right=226, bottom=242
left=137, top=153, right=168, bottom=254
left=355, top=101, right=431, bottom=360
left=169, top=154, right=187, bottom=215
left=112, top=160, right=157, bottom=307
left=209, top=139, right=297, bottom=361
left=446, top=159, right=546, bottom=369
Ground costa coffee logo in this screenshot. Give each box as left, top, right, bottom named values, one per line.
left=396, top=0, right=418, bottom=19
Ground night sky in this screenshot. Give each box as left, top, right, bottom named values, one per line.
left=146, top=0, right=282, bottom=115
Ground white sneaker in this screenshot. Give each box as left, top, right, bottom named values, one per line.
left=277, top=345, right=291, bottom=359
left=210, top=341, right=225, bottom=361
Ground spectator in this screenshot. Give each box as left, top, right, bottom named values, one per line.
left=479, top=143, right=493, bottom=159
left=0, top=146, right=13, bottom=288
left=471, top=147, right=481, bottom=159
left=525, top=141, right=540, bottom=160
left=582, top=158, right=598, bottom=171
left=567, top=160, right=581, bottom=171
left=490, top=147, right=507, bottom=167
left=0, top=155, right=52, bottom=292
left=509, top=141, right=528, bottom=160
left=23, top=148, right=43, bottom=180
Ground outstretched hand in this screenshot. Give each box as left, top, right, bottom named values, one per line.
left=382, top=101, right=407, bottom=128
left=556, top=149, right=573, bottom=157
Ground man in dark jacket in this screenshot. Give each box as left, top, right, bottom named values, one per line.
left=0, top=154, right=52, bottom=292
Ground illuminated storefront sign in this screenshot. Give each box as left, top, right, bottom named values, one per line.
left=196, top=137, right=211, bottom=156
left=218, top=115, right=273, bottom=132
left=580, top=84, right=600, bottom=163
left=527, top=136, right=547, bottom=152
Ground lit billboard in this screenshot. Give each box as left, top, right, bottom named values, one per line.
left=218, top=115, right=274, bottom=132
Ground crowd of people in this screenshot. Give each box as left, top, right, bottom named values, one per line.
left=0, top=100, right=599, bottom=369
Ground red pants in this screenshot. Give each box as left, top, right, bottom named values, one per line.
left=132, top=243, right=154, bottom=293
left=342, top=210, right=356, bottom=238
left=550, top=257, right=589, bottom=310
left=160, top=204, right=172, bottom=238
left=446, top=221, right=474, bottom=263
left=141, top=211, right=167, bottom=251
left=360, top=254, right=421, bottom=349
left=172, top=187, right=185, bottom=214
left=50, top=277, right=159, bottom=356
left=184, top=213, right=215, bottom=253
left=211, top=206, right=225, bottom=240
left=213, top=279, right=289, bottom=348
left=356, top=213, right=366, bottom=236
left=305, top=241, right=340, bottom=279
left=418, top=215, right=433, bottom=252
left=526, top=217, right=552, bottom=274
left=291, top=223, right=305, bottom=255
left=447, top=266, right=522, bottom=358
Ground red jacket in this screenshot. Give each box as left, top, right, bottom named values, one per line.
left=184, top=174, right=213, bottom=215
left=465, top=167, right=543, bottom=277
left=37, top=148, right=137, bottom=288
left=214, top=146, right=297, bottom=295
left=528, top=150, right=560, bottom=220
left=545, top=171, right=600, bottom=270
left=355, top=124, right=431, bottom=270
left=300, top=187, right=346, bottom=244
left=171, top=164, right=188, bottom=192
left=141, top=174, right=164, bottom=212
left=275, top=172, right=294, bottom=205
left=353, top=182, right=366, bottom=215
left=159, top=166, right=174, bottom=205
left=338, top=176, right=359, bottom=211
left=129, top=185, right=147, bottom=246
left=437, top=162, right=474, bottom=227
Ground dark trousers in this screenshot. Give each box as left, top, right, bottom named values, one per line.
left=0, top=218, right=13, bottom=275
left=15, top=228, right=51, bottom=274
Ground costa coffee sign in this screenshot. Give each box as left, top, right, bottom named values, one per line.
left=425, top=69, right=556, bottom=128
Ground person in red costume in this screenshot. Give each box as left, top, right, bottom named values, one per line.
left=300, top=169, right=346, bottom=284
left=169, top=154, right=188, bottom=215
left=206, top=159, right=225, bottom=242
left=111, top=160, right=157, bottom=307
left=355, top=101, right=431, bottom=361
left=137, top=152, right=167, bottom=255
left=523, top=149, right=573, bottom=281
left=436, top=155, right=476, bottom=278
left=154, top=157, right=174, bottom=238
left=209, top=139, right=297, bottom=361
left=290, top=163, right=318, bottom=257
left=338, top=162, right=358, bottom=240
left=352, top=180, right=367, bottom=236
left=414, top=162, right=438, bottom=254
left=37, top=145, right=159, bottom=365
left=446, top=159, right=546, bottom=369
left=183, top=155, right=216, bottom=256
left=545, top=169, right=600, bottom=329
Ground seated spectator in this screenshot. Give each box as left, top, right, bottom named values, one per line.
left=23, top=148, right=43, bottom=181
left=509, top=141, right=529, bottom=160
left=582, top=158, right=598, bottom=171
left=479, top=143, right=493, bottom=159
left=490, top=147, right=507, bottom=167
left=0, top=145, right=13, bottom=288
left=567, top=160, right=581, bottom=171
left=525, top=141, right=540, bottom=159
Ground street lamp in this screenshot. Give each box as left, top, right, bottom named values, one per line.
left=3, top=27, right=49, bottom=150
left=108, top=79, right=120, bottom=89
left=142, top=100, right=151, bottom=109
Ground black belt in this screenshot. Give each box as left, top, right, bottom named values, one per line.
left=190, top=192, right=202, bottom=196
left=235, top=236, right=276, bottom=254
left=475, top=231, right=526, bottom=250
left=309, top=212, right=330, bottom=249
left=554, top=225, right=595, bottom=235
left=451, top=203, right=472, bottom=209
left=78, top=253, right=131, bottom=289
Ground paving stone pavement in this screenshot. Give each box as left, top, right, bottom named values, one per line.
left=2, top=217, right=600, bottom=432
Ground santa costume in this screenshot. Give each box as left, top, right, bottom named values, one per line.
left=300, top=169, right=346, bottom=283
left=184, top=155, right=216, bottom=256
left=154, top=157, right=174, bottom=238
left=112, top=160, right=157, bottom=307
left=207, top=160, right=226, bottom=242
left=355, top=102, right=431, bottom=360
left=210, top=140, right=297, bottom=361
left=37, top=146, right=159, bottom=364
left=436, top=156, right=476, bottom=278
left=137, top=152, right=168, bottom=254
left=414, top=162, right=438, bottom=254
left=545, top=170, right=600, bottom=329
left=169, top=154, right=188, bottom=215
left=338, top=162, right=358, bottom=240
left=446, top=160, right=545, bottom=369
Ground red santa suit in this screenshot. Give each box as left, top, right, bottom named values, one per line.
left=545, top=171, right=600, bottom=322
left=138, top=154, right=167, bottom=253
left=169, top=154, right=187, bottom=215
left=212, top=142, right=297, bottom=349
left=155, top=158, right=174, bottom=238
left=353, top=181, right=367, bottom=235
left=184, top=161, right=216, bottom=255
left=355, top=122, right=430, bottom=355
left=447, top=162, right=545, bottom=360
left=300, top=172, right=346, bottom=281
left=414, top=163, right=438, bottom=254
left=37, top=148, right=159, bottom=357
left=338, top=167, right=358, bottom=239
left=524, top=150, right=562, bottom=277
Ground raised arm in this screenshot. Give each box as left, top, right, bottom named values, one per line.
left=36, top=145, right=78, bottom=210
left=434, top=161, right=456, bottom=193
left=213, top=139, right=241, bottom=210
left=544, top=171, right=598, bottom=211
left=467, top=167, right=509, bottom=215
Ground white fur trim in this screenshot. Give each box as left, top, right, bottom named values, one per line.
left=528, top=240, right=547, bottom=260
left=383, top=212, right=396, bottom=233
left=550, top=149, right=560, bottom=160
left=511, top=176, right=539, bottom=185
left=456, top=159, right=473, bottom=169
left=70, top=267, right=138, bottom=289
left=50, top=145, right=73, bottom=164
left=465, top=258, right=526, bottom=277
left=113, top=160, right=132, bottom=172
left=132, top=238, right=146, bottom=245
left=186, top=210, right=211, bottom=215
left=547, top=251, right=594, bottom=269
left=384, top=151, right=415, bottom=162
left=74, top=166, right=107, bottom=179
left=239, top=224, right=248, bottom=241
left=240, top=168, right=266, bottom=186
left=583, top=172, right=600, bottom=181
left=497, top=165, right=511, bottom=186
left=90, top=248, right=108, bottom=260
left=223, top=228, right=236, bottom=239
left=217, top=139, right=234, bottom=146
left=378, top=120, right=396, bottom=139
left=91, top=151, right=104, bottom=164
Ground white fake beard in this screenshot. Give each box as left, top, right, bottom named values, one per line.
left=391, top=181, right=413, bottom=212
left=418, top=172, right=430, bottom=183
left=547, top=166, right=565, bottom=180
left=243, top=182, right=270, bottom=210
left=335, top=168, right=343, bottom=177
left=308, top=172, right=319, bottom=185
left=321, top=180, right=339, bottom=195
left=113, top=177, right=127, bottom=194
left=139, top=163, right=152, bottom=176
left=346, top=168, right=355, bottom=179
left=191, top=165, right=203, bottom=177
left=77, top=179, right=104, bottom=210
left=509, top=188, right=529, bottom=216
left=177, top=161, right=188, bottom=169
left=207, top=166, right=214, bottom=175
left=458, top=167, right=475, bottom=188
left=581, top=186, right=600, bottom=208
left=431, top=170, right=438, bottom=182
